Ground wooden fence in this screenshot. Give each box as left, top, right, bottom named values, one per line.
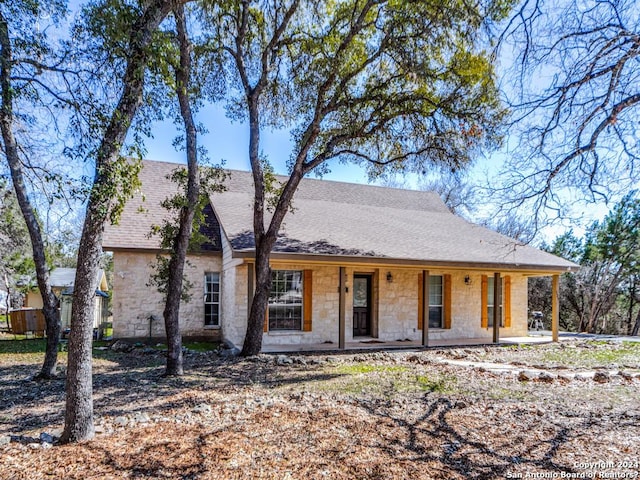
left=9, top=309, right=46, bottom=336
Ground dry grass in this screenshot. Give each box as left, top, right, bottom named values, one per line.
left=0, top=340, right=639, bottom=479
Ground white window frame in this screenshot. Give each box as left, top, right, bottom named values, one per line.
left=268, top=270, right=303, bottom=331
left=428, top=275, right=444, bottom=329
left=204, top=272, right=220, bottom=327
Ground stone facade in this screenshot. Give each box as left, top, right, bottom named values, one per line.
left=225, top=262, right=529, bottom=348
left=112, top=251, right=222, bottom=339
left=220, top=234, right=249, bottom=347
left=112, top=251, right=529, bottom=345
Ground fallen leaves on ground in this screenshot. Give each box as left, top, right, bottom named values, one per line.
left=1, top=341, right=639, bottom=479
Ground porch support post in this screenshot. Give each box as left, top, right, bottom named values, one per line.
left=552, top=274, right=559, bottom=342
left=338, top=267, right=346, bottom=350
left=493, top=272, right=501, bottom=344
left=422, top=270, right=429, bottom=347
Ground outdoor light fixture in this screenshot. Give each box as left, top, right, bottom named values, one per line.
left=386, top=272, right=393, bottom=283
left=464, top=275, right=471, bottom=285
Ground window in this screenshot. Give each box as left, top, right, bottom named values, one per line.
left=269, top=270, right=303, bottom=331
left=428, top=275, right=443, bottom=328
left=204, top=272, right=220, bottom=327
left=487, top=276, right=503, bottom=328
left=418, top=273, right=451, bottom=330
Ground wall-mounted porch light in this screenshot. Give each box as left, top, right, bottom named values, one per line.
left=464, top=275, right=472, bottom=286
left=386, top=272, right=393, bottom=283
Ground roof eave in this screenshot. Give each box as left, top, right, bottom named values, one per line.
left=104, top=246, right=222, bottom=257
left=231, top=250, right=579, bottom=274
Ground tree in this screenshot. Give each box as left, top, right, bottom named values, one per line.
left=0, top=0, right=68, bottom=379
left=61, top=0, right=174, bottom=444
left=141, top=3, right=227, bottom=376
left=157, top=4, right=200, bottom=376
left=203, top=0, right=511, bottom=355
left=497, top=0, right=640, bottom=226
left=418, top=171, right=478, bottom=219
left=148, top=165, right=225, bottom=374
left=587, top=194, right=640, bottom=334
left=0, top=182, right=34, bottom=320
left=541, top=196, right=640, bottom=334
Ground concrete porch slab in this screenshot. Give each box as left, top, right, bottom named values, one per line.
left=261, top=333, right=557, bottom=353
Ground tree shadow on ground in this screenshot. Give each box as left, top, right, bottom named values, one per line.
left=0, top=355, right=342, bottom=436
left=353, top=394, right=577, bottom=479
left=45, top=394, right=594, bottom=480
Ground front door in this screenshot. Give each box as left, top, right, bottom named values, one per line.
left=353, top=274, right=371, bottom=336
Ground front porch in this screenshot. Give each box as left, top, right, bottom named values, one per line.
left=261, top=332, right=559, bottom=353
left=257, top=266, right=563, bottom=353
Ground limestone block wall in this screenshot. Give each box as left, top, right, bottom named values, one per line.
left=258, top=265, right=530, bottom=346
left=220, top=233, right=248, bottom=348
left=376, top=269, right=529, bottom=341
left=112, top=251, right=222, bottom=339
left=112, top=248, right=532, bottom=345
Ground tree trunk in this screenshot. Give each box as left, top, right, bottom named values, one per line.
left=0, top=12, right=60, bottom=378
left=631, top=307, right=640, bottom=337
left=627, top=278, right=636, bottom=335
left=239, top=101, right=308, bottom=356
left=241, top=166, right=306, bottom=356
left=162, top=4, right=198, bottom=376
left=241, top=244, right=272, bottom=356
left=60, top=206, right=102, bottom=443
left=60, top=0, right=172, bottom=443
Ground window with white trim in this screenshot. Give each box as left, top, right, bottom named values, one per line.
left=487, top=277, right=503, bottom=327
left=428, top=275, right=444, bottom=328
left=269, top=270, right=302, bottom=331
left=204, top=272, right=220, bottom=327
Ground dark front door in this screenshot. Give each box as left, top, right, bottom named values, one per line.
left=353, top=274, right=372, bottom=336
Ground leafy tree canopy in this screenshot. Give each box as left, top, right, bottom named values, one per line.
left=205, top=0, right=511, bottom=179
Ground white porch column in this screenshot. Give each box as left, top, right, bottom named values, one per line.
left=552, top=274, right=560, bottom=342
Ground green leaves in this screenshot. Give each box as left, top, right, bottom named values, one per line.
left=588, top=193, right=640, bottom=268
left=259, top=0, right=507, bottom=176
left=97, top=155, right=143, bottom=225
left=147, top=254, right=194, bottom=302
left=147, top=165, right=226, bottom=251
left=147, top=165, right=226, bottom=300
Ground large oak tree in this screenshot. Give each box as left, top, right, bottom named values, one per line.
left=202, top=0, right=512, bottom=355
left=61, top=0, right=175, bottom=443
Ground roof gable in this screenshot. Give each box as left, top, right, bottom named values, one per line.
left=103, top=160, right=577, bottom=272
left=102, top=160, right=222, bottom=253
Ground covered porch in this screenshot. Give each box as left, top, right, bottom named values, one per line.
left=304, top=267, right=563, bottom=350
left=253, top=259, right=565, bottom=352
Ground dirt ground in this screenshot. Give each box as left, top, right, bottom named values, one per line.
left=1, top=340, right=639, bottom=479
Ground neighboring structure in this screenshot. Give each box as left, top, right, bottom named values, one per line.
left=103, top=160, right=578, bottom=350
left=0, top=288, right=9, bottom=314
left=25, top=267, right=110, bottom=331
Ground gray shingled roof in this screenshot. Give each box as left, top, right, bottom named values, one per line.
left=103, top=160, right=577, bottom=272
left=49, top=268, right=77, bottom=288
left=48, top=268, right=107, bottom=290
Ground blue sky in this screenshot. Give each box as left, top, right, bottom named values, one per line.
left=143, top=103, right=374, bottom=185
left=67, top=0, right=613, bottom=244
